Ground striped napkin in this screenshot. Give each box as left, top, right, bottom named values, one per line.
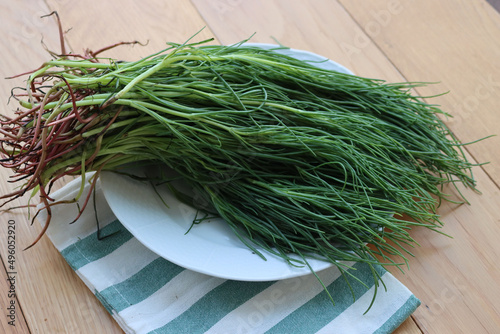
left=40, top=175, right=420, bottom=334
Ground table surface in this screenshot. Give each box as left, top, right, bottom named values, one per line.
left=1, top=1, right=499, bottom=333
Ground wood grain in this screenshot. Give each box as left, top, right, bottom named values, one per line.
left=192, top=0, right=500, bottom=333
left=45, top=0, right=217, bottom=60
left=0, top=2, right=120, bottom=332
left=0, top=1, right=209, bottom=333
left=335, top=0, right=500, bottom=332
left=1, top=0, right=499, bottom=333
left=192, top=0, right=408, bottom=81
left=0, top=255, right=30, bottom=334
left=190, top=2, right=423, bottom=332
left=394, top=316, right=423, bottom=334
left=339, top=0, right=500, bottom=186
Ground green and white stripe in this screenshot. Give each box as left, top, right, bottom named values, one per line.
left=42, top=177, right=419, bottom=334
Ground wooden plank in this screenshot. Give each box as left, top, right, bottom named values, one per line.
left=0, top=256, right=30, bottom=334
left=0, top=1, right=211, bottom=333
left=192, top=0, right=408, bottom=82
left=389, top=166, right=500, bottom=334
left=2, top=0, right=497, bottom=333
left=395, top=316, right=423, bottom=334
left=0, top=2, right=120, bottom=333
left=45, top=0, right=217, bottom=61
left=192, top=0, right=500, bottom=333
left=190, top=1, right=425, bottom=333
left=338, top=0, right=500, bottom=186
left=334, top=1, right=500, bottom=332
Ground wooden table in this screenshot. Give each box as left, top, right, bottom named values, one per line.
left=1, top=1, right=499, bottom=333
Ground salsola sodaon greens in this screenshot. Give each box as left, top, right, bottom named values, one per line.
left=0, top=37, right=481, bottom=298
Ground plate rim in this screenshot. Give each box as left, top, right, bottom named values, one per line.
left=100, top=45, right=354, bottom=281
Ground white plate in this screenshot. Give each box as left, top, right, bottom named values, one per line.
left=241, top=43, right=353, bottom=75
left=100, top=45, right=354, bottom=281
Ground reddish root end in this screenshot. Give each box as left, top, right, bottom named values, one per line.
left=1, top=14, right=146, bottom=249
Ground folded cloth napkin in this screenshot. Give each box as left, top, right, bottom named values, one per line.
left=39, top=175, right=420, bottom=334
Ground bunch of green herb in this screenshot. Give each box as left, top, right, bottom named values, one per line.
left=0, top=36, right=482, bottom=303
